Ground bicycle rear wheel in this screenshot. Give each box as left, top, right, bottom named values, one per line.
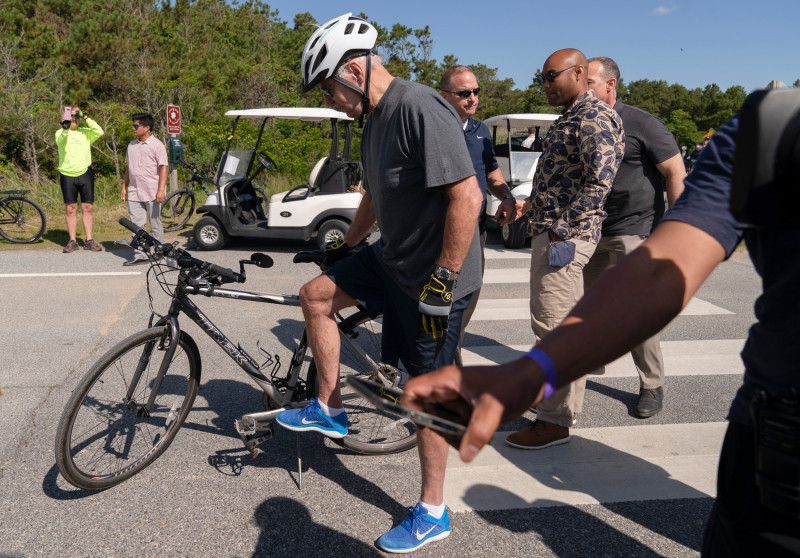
left=0, top=196, right=46, bottom=243
left=311, top=309, right=417, bottom=455
left=161, top=189, right=195, bottom=232
left=55, top=327, right=201, bottom=490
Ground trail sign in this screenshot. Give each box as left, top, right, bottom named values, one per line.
left=167, top=105, right=182, bottom=135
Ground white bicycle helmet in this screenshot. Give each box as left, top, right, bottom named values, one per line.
left=301, top=13, right=378, bottom=92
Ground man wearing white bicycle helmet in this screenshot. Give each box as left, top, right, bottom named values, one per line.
left=276, top=12, right=484, bottom=554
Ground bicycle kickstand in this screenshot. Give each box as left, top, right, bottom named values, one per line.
left=234, top=413, right=274, bottom=457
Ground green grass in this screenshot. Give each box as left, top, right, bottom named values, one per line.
left=0, top=168, right=301, bottom=251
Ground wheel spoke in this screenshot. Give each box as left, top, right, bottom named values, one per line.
left=0, top=197, right=46, bottom=243
left=56, top=329, right=199, bottom=489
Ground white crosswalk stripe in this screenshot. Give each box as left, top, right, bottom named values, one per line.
left=447, top=243, right=743, bottom=516
left=461, top=339, right=745, bottom=376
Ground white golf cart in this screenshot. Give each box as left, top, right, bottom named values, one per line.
left=483, top=113, right=558, bottom=248
left=192, top=107, right=363, bottom=251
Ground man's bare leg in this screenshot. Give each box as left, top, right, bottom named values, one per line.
left=418, top=426, right=450, bottom=506
left=299, top=274, right=358, bottom=408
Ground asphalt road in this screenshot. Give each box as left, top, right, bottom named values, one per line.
left=0, top=230, right=760, bottom=557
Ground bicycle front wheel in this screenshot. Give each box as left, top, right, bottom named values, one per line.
left=55, top=327, right=201, bottom=490
left=160, top=189, right=195, bottom=232
left=0, top=196, right=46, bottom=243
left=311, top=310, right=417, bottom=455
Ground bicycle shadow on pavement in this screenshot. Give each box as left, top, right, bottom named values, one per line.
left=195, top=378, right=405, bottom=528
left=42, top=463, right=101, bottom=500
left=252, top=497, right=382, bottom=557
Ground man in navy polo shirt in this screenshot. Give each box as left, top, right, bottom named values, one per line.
left=439, top=65, right=517, bottom=366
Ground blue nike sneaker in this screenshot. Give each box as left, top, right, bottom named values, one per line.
left=376, top=503, right=451, bottom=553
left=275, top=398, right=348, bottom=438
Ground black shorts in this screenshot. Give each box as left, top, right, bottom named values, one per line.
left=325, top=242, right=472, bottom=377
left=60, top=167, right=95, bottom=204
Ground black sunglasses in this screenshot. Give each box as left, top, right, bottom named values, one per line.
left=442, top=87, right=480, bottom=99
left=534, top=65, right=577, bottom=86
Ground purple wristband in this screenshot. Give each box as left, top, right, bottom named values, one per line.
left=523, top=348, right=557, bottom=400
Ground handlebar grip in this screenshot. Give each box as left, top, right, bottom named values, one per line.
left=119, top=217, right=165, bottom=254
left=206, top=262, right=244, bottom=283
left=119, top=217, right=141, bottom=234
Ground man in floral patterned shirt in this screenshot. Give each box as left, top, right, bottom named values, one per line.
left=507, top=48, right=624, bottom=450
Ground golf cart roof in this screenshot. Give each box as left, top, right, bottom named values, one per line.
left=224, top=107, right=353, bottom=122
left=483, top=113, right=559, bottom=129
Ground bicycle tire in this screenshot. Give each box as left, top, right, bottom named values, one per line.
left=55, top=327, right=201, bottom=490
left=0, top=196, right=46, bottom=243
left=161, top=189, right=195, bottom=232
left=309, top=310, right=417, bottom=455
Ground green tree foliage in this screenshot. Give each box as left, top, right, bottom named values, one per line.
left=0, top=1, right=767, bottom=186
left=665, top=109, right=700, bottom=152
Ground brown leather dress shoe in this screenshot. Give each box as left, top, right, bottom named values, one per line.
left=505, top=419, right=570, bottom=450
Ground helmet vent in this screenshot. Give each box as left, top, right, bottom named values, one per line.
left=344, top=23, right=355, bottom=35
left=311, top=45, right=327, bottom=73
left=358, top=24, right=370, bottom=35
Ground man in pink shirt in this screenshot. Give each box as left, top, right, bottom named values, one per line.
left=121, top=113, right=168, bottom=266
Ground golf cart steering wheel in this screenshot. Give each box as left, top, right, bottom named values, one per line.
left=256, top=152, right=279, bottom=173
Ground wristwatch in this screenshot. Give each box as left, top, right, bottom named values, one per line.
left=434, top=265, right=459, bottom=281
left=502, top=194, right=515, bottom=201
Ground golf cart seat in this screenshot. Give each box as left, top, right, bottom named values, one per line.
left=269, top=157, right=328, bottom=205
left=225, top=178, right=266, bottom=224
left=271, top=156, right=362, bottom=204
left=309, top=157, right=327, bottom=188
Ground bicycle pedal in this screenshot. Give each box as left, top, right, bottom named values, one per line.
left=235, top=417, right=273, bottom=457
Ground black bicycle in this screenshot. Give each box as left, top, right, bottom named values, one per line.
left=160, top=161, right=217, bottom=232
left=0, top=177, right=47, bottom=243
left=54, top=218, right=415, bottom=490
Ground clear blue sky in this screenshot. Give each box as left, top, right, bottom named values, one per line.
left=264, top=0, right=799, bottom=93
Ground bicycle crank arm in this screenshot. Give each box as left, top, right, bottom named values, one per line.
left=235, top=414, right=274, bottom=457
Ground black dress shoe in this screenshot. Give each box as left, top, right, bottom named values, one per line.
left=636, top=386, right=663, bottom=418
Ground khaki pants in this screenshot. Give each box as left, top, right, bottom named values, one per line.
left=583, top=235, right=665, bottom=389
left=127, top=200, right=164, bottom=260
left=530, top=233, right=596, bottom=427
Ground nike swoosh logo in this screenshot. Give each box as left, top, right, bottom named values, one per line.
left=476, top=136, right=484, bottom=139
left=415, top=525, right=436, bottom=540
left=301, top=418, right=322, bottom=425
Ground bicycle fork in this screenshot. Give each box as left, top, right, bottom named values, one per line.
left=124, top=317, right=181, bottom=418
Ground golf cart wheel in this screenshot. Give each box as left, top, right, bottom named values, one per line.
left=317, top=219, right=348, bottom=249
left=501, top=220, right=528, bottom=249
left=193, top=216, right=228, bottom=251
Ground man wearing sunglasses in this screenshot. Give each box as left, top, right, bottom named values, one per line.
left=121, top=113, right=168, bottom=266
left=439, top=65, right=517, bottom=366
left=505, top=48, right=624, bottom=450
left=276, top=13, right=483, bottom=553
left=581, top=56, right=687, bottom=419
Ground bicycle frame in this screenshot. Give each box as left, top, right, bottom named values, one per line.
left=187, top=172, right=215, bottom=196
left=143, top=270, right=383, bottom=422
left=182, top=162, right=216, bottom=195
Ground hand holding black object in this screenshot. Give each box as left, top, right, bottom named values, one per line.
left=322, top=237, right=352, bottom=268
left=418, top=271, right=455, bottom=339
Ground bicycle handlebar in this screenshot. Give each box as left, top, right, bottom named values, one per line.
left=119, top=217, right=244, bottom=283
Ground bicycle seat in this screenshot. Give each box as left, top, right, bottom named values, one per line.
left=293, top=250, right=325, bottom=265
